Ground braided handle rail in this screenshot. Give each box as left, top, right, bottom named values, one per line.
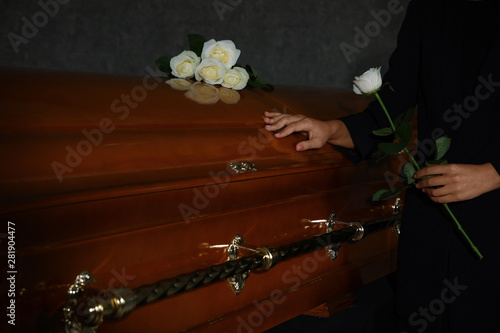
left=63, top=214, right=401, bottom=332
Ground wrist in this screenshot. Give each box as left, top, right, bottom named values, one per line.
left=491, top=164, right=500, bottom=190
left=483, top=163, right=500, bottom=192
left=327, top=120, right=355, bottom=149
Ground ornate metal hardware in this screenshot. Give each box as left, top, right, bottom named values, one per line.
left=324, top=212, right=343, bottom=260
left=392, top=197, right=402, bottom=215
left=228, top=161, right=257, bottom=174
left=392, top=198, right=402, bottom=237
left=226, top=234, right=278, bottom=295
left=314, top=212, right=366, bottom=261
left=63, top=271, right=136, bottom=333
left=227, top=234, right=250, bottom=295
left=63, top=213, right=401, bottom=332
left=393, top=222, right=401, bottom=237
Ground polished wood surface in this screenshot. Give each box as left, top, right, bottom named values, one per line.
left=0, top=68, right=401, bottom=332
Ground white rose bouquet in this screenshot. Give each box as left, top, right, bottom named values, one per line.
left=354, top=67, right=482, bottom=259
left=195, top=57, right=227, bottom=85
left=222, top=67, right=250, bottom=90
left=157, top=34, right=272, bottom=91
left=201, top=39, right=241, bottom=69
left=169, top=50, right=200, bottom=79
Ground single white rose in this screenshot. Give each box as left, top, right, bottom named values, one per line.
left=201, top=39, right=241, bottom=69
left=185, top=82, right=220, bottom=104
left=221, top=67, right=249, bottom=90
left=195, top=58, right=227, bottom=85
left=218, top=87, right=241, bottom=104
left=165, top=78, right=192, bottom=91
left=353, top=67, right=382, bottom=95
left=170, top=50, right=200, bottom=78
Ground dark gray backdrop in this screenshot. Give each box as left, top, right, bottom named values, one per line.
left=1, top=0, right=409, bottom=88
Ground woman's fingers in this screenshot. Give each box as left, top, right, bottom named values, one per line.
left=264, top=114, right=305, bottom=134
left=263, top=112, right=339, bottom=151
left=296, top=137, right=324, bottom=151
left=414, top=163, right=500, bottom=203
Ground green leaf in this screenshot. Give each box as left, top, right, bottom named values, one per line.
left=244, top=64, right=274, bottom=90
left=248, top=76, right=271, bottom=88
left=395, top=121, right=413, bottom=145
left=401, top=163, right=416, bottom=185
left=188, top=34, right=206, bottom=56
left=156, top=55, right=173, bottom=74
left=372, top=127, right=393, bottom=136
left=381, top=82, right=394, bottom=92
left=435, top=137, right=451, bottom=160
left=372, top=187, right=404, bottom=201
left=245, top=64, right=257, bottom=77
left=394, top=107, right=415, bottom=127
left=378, top=141, right=407, bottom=155
left=403, top=107, right=415, bottom=122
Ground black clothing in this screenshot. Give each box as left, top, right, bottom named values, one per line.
left=461, top=1, right=499, bottom=97
left=341, top=1, right=500, bottom=332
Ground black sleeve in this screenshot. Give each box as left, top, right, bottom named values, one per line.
left=339, top=0, right=421, bottom=160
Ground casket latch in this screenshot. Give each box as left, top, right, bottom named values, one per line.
left=228, top=161, right=257, bottom=174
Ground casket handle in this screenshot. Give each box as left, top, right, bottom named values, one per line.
left=62, top=213, right=400, bottom=333
left=226, top=234, right=279, bottom=295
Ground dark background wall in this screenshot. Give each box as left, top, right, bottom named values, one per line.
left=1, top=0, right=409, bottom=88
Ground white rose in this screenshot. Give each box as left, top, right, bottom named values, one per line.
left=170, top=50, right=200, bottom=78
left=201, top=39, right=241, bottom=69
left=221, top=67, right=249, bottom=90
left=185, top=82, right=220, bottom=104
left=165, top=78, right=192, bottom=91
left=195, top=58, right=227, bottom=85
left=353, top=67, right=382, bottom=95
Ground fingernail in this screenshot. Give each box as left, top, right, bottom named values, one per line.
left=297, top=145, right=302, bottom=151
left=275, top=132, right=281, bottom=137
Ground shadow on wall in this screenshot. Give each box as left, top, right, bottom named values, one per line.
left=1, top=0, right=409, bottom=88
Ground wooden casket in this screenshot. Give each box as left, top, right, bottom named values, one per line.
left=0, top=68, right=402, bottom=333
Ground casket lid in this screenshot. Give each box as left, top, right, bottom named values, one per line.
left=0, top=68, right=369, bottom=213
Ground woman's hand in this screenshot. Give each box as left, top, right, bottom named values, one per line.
left=263, top=111, right=355, bottom=151
left=415, top=163, right=500, bottom=203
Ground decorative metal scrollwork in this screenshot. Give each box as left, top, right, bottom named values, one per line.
left=321, top=212, right=366, bottom=261
left=392, top=197, right=402, bottom=237
left=392, top=197, right=402, bottom=215
left=63, top=271, right=136, bottom=333
left=63, top=271, right=99, bottom=333
left=227, top=234, right=250, bottom=295
left=226, top=234, right=278, bottom=294
left=228, top=161, right=257, bottom=174
left=324, top=212, right=343, bottom=261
